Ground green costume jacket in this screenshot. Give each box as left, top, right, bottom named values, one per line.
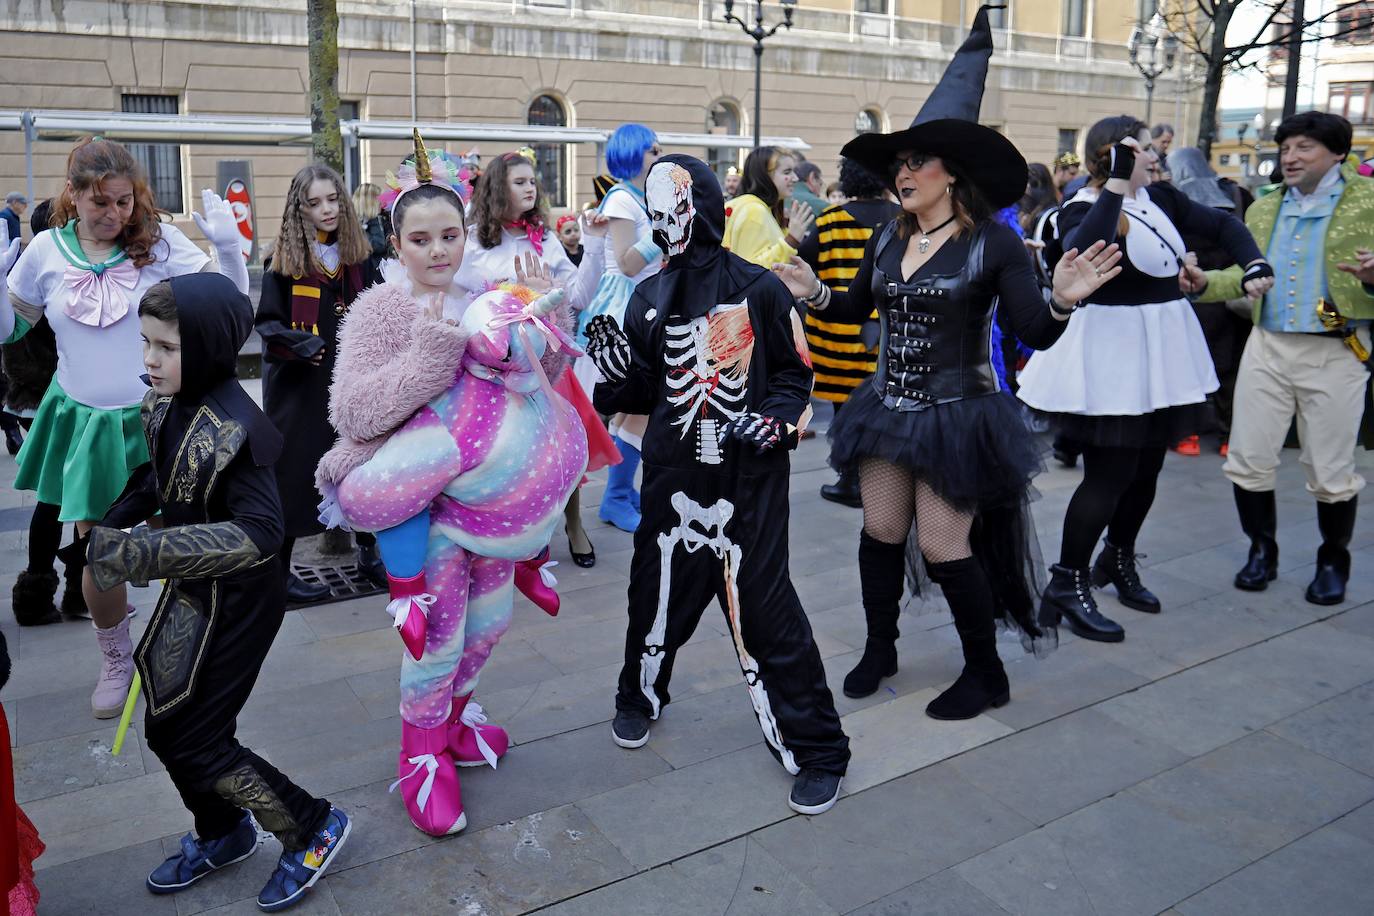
left=1200, top=157, right=1374, bottom=321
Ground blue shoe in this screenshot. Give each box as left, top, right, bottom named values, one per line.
left=599, top=437, right=642, bottom=533
left=147, top=813, right=258, bottom=894
left=256, top=806, right=351, bottom=912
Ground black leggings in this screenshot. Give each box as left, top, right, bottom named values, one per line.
left=1058, top=445, right=1168, bottom=569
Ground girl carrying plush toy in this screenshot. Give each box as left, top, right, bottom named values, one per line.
left=316, top=134, right=589, bottom=836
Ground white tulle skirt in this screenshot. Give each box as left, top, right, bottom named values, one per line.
left=1016, top=297, right=1219, bottom=416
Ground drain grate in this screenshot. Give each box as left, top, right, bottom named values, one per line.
left=289, top=562, right=385, bottom=607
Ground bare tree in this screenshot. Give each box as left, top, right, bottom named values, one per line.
left=1165, top=0, right=1365, bottom=158
left=307, top=0, right=343, bottom=173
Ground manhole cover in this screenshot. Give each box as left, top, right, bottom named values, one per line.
left=288, top=562, right=385, bottom=607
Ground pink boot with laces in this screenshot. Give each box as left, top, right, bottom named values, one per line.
left=92, top=614, right=134, bottom=719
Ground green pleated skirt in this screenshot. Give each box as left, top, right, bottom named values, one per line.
left=13, top=379, right=148, bottom=523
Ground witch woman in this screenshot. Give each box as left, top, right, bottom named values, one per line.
left=775, top=4, right=1122, bottom=719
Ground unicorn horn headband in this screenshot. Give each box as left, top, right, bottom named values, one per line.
left=379, top=128, right=473, bottom=213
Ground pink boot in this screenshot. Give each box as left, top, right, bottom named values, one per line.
left=92, top=614, right=134, bottom=719
left=514, top=549, right=559, bottom=617
left=387, top=572, right=433, bottom=660
left=390, top=720, right=466, bottom=836
left=446, top=693, right=510, bottom=768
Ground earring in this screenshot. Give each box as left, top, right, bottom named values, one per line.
left=946, top=184, right=953, bottom=195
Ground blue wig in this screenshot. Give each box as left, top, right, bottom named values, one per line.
left=606, top=123, right=658, bottom=182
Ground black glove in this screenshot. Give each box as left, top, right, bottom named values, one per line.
left=1242, top=261, right=1274, bottom=284
left=722, top=412, right=796, bottom=454
left=585, top=314, right=631, bottom=383
left=1108, top=143, right=1136, bottom=181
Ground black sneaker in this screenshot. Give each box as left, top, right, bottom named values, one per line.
left=611, top=708, right=650, bottom=748
left=788, top=768, right=843, bottom=815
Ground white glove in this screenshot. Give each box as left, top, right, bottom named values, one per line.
left=192, top=189, right=249, bottom=296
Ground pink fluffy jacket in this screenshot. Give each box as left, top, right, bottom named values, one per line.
left=315, top=278, right=574, bottom=491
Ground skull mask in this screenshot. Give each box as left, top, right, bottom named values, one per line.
left=646, top=162, right=695, bottom=257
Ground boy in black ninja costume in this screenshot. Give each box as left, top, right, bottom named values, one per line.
left=587, top=154, right=850, bottom=815
left=86, top=273, right=349, bottom=911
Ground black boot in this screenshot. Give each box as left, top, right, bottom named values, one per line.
left=843, top=532, right=904, bottom=698
left=925, top=557, right=1010, bottom=720
left=60, top=537, right=89, bottom=619
left=355, top=538, right=388, bottom=589
left=1090, top=540, right=1161, bottom=613
left=1041, top=564, right=1124, bottom=642
left=820, top=468, right=863, bottom=509
left=1233, top=485, right=1278, bottom=591
left=11, top=570, right=61, bottom=626
left=1307, top=497, right=1356, bottom=606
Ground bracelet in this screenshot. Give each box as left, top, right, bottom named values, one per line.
left=804, top=280, right=825, bottom=303
left=1049, top=296, right=1078, bottom=318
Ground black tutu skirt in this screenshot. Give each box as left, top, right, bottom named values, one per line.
left=1048, top=402, right=1214, bottom=450
left=829, top=382, right=1057, bottom=656
left=829, top=383, right=1044, bottom=512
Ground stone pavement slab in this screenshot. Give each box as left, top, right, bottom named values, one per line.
left=848, top=867, right=1012, bottom=916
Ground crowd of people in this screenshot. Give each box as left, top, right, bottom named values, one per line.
left=2, top=2, right=1373, bottom=910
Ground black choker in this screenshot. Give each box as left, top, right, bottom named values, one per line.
left=914, top=214, right=956, bottom=253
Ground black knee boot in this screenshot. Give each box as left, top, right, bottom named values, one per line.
left=1090, top=540, right=1161, bottom=613
left=1041, top=564, right=1124, bottom=642
left=1234, top=485, right=1279, bottom=591
left=925, top=557, right=1009, bottom=721
left=60, top=529, right=89, bottom=619
left=11, top=569, right=60, bottom=626
left=1307, top=497, right=1356, bottom=606
left=843, top=532, right=904, bottom=698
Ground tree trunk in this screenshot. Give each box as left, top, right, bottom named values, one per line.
left=307, top=0, right=343, bottom=172
left=1195, top=2, right=1234, bottom=160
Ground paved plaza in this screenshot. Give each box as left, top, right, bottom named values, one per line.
left=5, top=417, right=1374, bottom=915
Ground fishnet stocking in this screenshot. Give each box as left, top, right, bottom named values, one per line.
left=859, top=459, right=973, bottom=563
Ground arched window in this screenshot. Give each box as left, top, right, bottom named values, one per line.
left=854, top=107, right=883, bottom=135
left=527, top=94, right=569, bottom=208
left=706, top=99, right=743, bottom=185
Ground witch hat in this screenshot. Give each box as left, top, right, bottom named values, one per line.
left=841, top=4, right=1027, bottom=209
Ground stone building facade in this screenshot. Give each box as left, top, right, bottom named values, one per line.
left=1, top=0, right=1194, bottom=251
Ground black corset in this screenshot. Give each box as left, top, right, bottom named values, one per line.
left=867, top=224, right=998, bottom=412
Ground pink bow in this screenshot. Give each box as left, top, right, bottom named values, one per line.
left=468, top=304, right=582, bottom=400
left=62, top=260, right=139, bottom=328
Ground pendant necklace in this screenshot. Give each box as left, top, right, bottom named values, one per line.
left=914, top=214, right=956, bottom=254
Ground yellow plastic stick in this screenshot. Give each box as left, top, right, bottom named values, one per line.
left=112, top=670, right=141, bottom=756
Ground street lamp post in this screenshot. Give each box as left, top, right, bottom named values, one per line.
left=1127, top=11, right=1179, bottom=127
left=722, top=0, right=797, bottom=149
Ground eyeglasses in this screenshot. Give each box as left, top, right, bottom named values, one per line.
left=891, top=153, right=933, bottom=174
left=650, top=146, right=663, bottom=157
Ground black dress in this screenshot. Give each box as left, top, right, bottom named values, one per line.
left=255, top=259, right=376, bottom=538
left=824, top=219, right=1067, bottom=649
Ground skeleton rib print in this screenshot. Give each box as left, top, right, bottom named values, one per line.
left=664, top=308, right=749, bottom=466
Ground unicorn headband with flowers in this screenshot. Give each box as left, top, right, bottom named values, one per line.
left=379, top=129, right=474, bottom=213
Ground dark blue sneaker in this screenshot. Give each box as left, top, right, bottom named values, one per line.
left=147, top=813, right=259, bottom=894
left=257, top=806, right=351, bottom=912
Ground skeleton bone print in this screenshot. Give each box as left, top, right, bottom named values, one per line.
left=639, top=492, right=799, bottom=773
left=664, top=303, right=753, bottom=465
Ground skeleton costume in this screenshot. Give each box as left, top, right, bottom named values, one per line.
left=589, top=155, right=849, bottom=806
left=86, top=274, right=348, bottom=904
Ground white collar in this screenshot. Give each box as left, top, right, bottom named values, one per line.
left=1286, top=163, right=1344, bottom=205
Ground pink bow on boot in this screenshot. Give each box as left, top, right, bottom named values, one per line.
left=447, top=694, right=510, bottom=768
left=513, top=549, right=560, bottom=617
left=387, top=572, right=434, bottom=660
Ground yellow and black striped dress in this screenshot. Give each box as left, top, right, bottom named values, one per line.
left=801, top=200, right=900, bottom=403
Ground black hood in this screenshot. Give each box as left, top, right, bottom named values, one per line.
left=164, top=273, right=282, bottom=466
left=645, top=154, right=767, bottom=320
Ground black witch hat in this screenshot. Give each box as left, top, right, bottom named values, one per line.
left=841, top=4, right=1027, bottom=209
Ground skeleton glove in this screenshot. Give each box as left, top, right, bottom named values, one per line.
left=585, top=314, right=632, bottom=382
left=722, top=412, right=796, bottom=454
